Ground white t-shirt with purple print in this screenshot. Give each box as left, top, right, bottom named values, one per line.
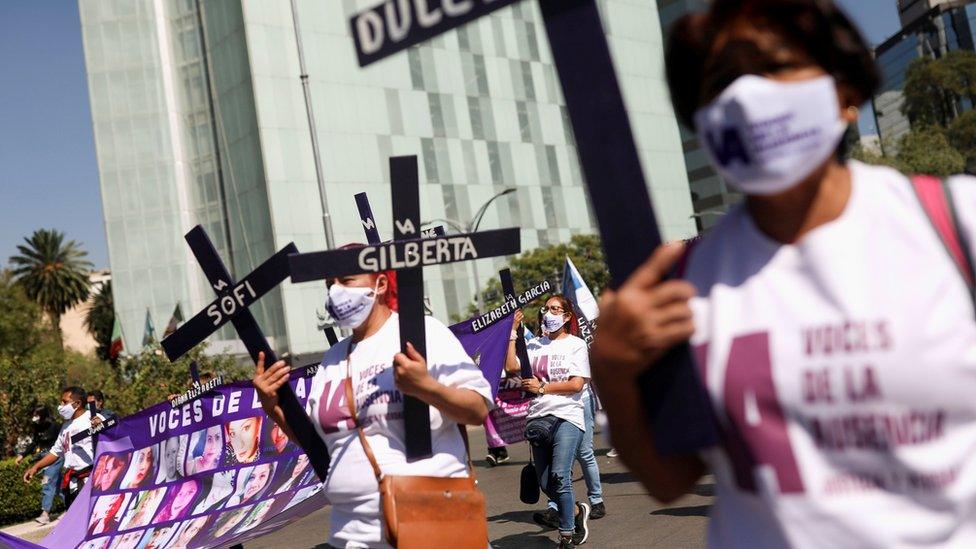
left=524, top=334, right=590, bottom=431
left=305, top=313, right=493, bottom=548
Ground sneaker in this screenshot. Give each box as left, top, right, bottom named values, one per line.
left=34, top=512, right=51, bottom=525
left=533, top=507, right=560, bottom=529
left=606, top=448, right=619, bottom=458
left=485, top=453, right=498, bottom=467
left=557, top=536, right=575, bottom=548
left=572, top=502, right=590, bottom=545
left=495, top=450, right=510, bottom=464
left=588, top=502, right=606, bottom=520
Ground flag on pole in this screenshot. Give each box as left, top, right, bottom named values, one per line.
left=142, top=308, right=156, bottom=347
left=163, top=303, right=184, bottom=338
left=561, top=256, right=599, bottom=321
left=109, top=317, right=124, bottom=360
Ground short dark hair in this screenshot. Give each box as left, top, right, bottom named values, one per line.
left=665, top=0, right=879, bottom=128
left=61, top=386, right=87, bottom=404
left=90, top=390, right=105, bottom=403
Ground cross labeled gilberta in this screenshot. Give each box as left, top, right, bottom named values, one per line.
left=290, top=155, right=520, bottom=460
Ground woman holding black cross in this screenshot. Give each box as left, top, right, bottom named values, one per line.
left=508, top=294, right=592, bottom=548
left=253, top=254, right=493, bottom=549
left=593, top=0, right=976, bottom=547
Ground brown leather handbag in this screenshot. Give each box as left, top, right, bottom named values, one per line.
left=343, top=365, right=488, bottom=548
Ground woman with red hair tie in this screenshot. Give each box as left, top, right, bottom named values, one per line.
left=253, top=246, right=492, bottom=548
left=507, top=294, right=592, bottom=547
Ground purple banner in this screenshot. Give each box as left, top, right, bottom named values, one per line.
left=5, top=367, right=328, bottom=549
left=450, top=313, right=531, bottom=445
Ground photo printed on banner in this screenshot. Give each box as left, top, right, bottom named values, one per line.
left=224, top=462, right=275, bottom=508
left=209, top=504, right=254, bottom=540
left=192, top=470, right=234, bottom=514
left=152, top=478, right=202, bottom=524
left=92, top=452, right=131, bottom=493
left=78, top=537, right=111, bottom=549
left=135, top=524, right=179, bottom=549
left=109, top=529, right=144, bottom=549
left=233, top=499, right=275, bottom=535
left=118, top=486, right=167, bottom=531
left=185, top=424, right=223, bottom=475
left=222, top=416, right=262, bottom=465
left=154, top=435, right=187, bottom=484
left=272, top=454, right=310, bottom=495
left=167, top=515, right=213, bottom=549
left=261, top=419, right=294, bottom=457
left=88, top=493, right=133, bottom=537
left=120, top=446, right=157, bottom=490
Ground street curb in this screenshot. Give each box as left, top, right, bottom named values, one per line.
left=0, top=518, right=58, bottom=543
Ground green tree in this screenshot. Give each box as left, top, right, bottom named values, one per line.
left=947, top=110, right=976, bottom=173
left=894, top=125, right=966, bottom=176
left=85, top=280, right=115, bottom=362
left=9, top=229, right=93, bottom=344
left=457, top=234, right=609, bottom=328
left=903, top=57, right=957, bottom=127
left=0, top=271, right=47, bottom=358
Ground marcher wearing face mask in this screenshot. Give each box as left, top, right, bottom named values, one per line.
left=15, top=406, right=63, bottom=524
left=505, top=295, right=592, bottom=548
left=24, top=387, right=105, bottom=511
left=253, top=245, right=493, bottom=549
left=592, top=1, right=976, bottom=547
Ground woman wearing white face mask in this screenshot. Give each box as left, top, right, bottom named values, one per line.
left=593, top=1, right=976, bottom=547
left=505, top=295, right=591, bottom=548
left=253, top=246, right=492, bottom=548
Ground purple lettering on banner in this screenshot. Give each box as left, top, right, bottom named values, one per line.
left=6, top=367, right=329, bottom=549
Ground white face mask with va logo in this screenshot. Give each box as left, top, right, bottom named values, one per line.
left=326, top=283, right=377, bottom=330
left=694, top=74, right=849, bottom=196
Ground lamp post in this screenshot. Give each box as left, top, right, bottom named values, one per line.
left=423, top=187, right=516, bottom=311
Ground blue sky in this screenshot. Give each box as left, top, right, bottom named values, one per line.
left=0, top=0, right=900, bottom=271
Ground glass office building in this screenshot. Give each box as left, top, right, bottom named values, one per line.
left=873, top=2, right=976, bottom=147
left=81, top=0, right=696, bottom=358
left=656, top=0, right=741, bottom=232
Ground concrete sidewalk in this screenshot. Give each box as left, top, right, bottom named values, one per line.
left=0, top=516, right=59, bottom=544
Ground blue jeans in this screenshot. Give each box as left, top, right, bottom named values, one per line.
left=40, top=456, right=63, bottom=512
left=548, top=391, right=604, bottom=510
left=532, top=418, right=584, bottom=535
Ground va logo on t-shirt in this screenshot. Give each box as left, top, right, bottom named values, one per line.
left=705, top=127, right=752, bottom=167
left=317, top=379, right=354, bottom=434
left=531, top=355, right=549, bottom=381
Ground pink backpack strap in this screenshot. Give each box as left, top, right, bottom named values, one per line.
left=911, top=175, right=976, bottom=294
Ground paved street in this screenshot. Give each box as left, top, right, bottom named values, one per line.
left=249, top=427, right=712, bottom=548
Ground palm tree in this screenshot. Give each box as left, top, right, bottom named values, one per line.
left=10, top=229, right=93, bottom=344
left=85, top=279, right=115, bottom=361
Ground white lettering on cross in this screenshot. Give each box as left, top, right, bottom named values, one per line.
left=386, top=0, right=412, bottom=42
left=356, top=10, right=385, bottom=55
left=414, top=0, right=443, bottom=28
left=361, top=217, right=376, bottom=231
left=212, top=279, right=229, bottom=292
left=443, top=0, right=473, bottom=16
left=394, top=218, right=416, bottom=235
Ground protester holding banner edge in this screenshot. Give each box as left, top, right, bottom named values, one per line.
left=508, top=294, right=591, bottom=547
left=593, top=0, right=976, bottom=546
left=253, top=253, right=493, bottom=548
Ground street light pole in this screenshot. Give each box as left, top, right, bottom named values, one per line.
left=423, top=187, right=516, bottom=312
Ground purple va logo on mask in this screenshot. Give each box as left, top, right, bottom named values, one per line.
left=706, top=127, right=752, bottom=167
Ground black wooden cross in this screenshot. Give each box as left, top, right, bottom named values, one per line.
left=355, top=191, right=445, bottom=244
left=290, top=156, right=521, bottom=459
left=348, top=0, right=718, bottom=454
left=160, top=226, right=331, bottom=480
left=499, top=269, right=533, bottom=380
left=70, top=402, right=117, bottom=446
